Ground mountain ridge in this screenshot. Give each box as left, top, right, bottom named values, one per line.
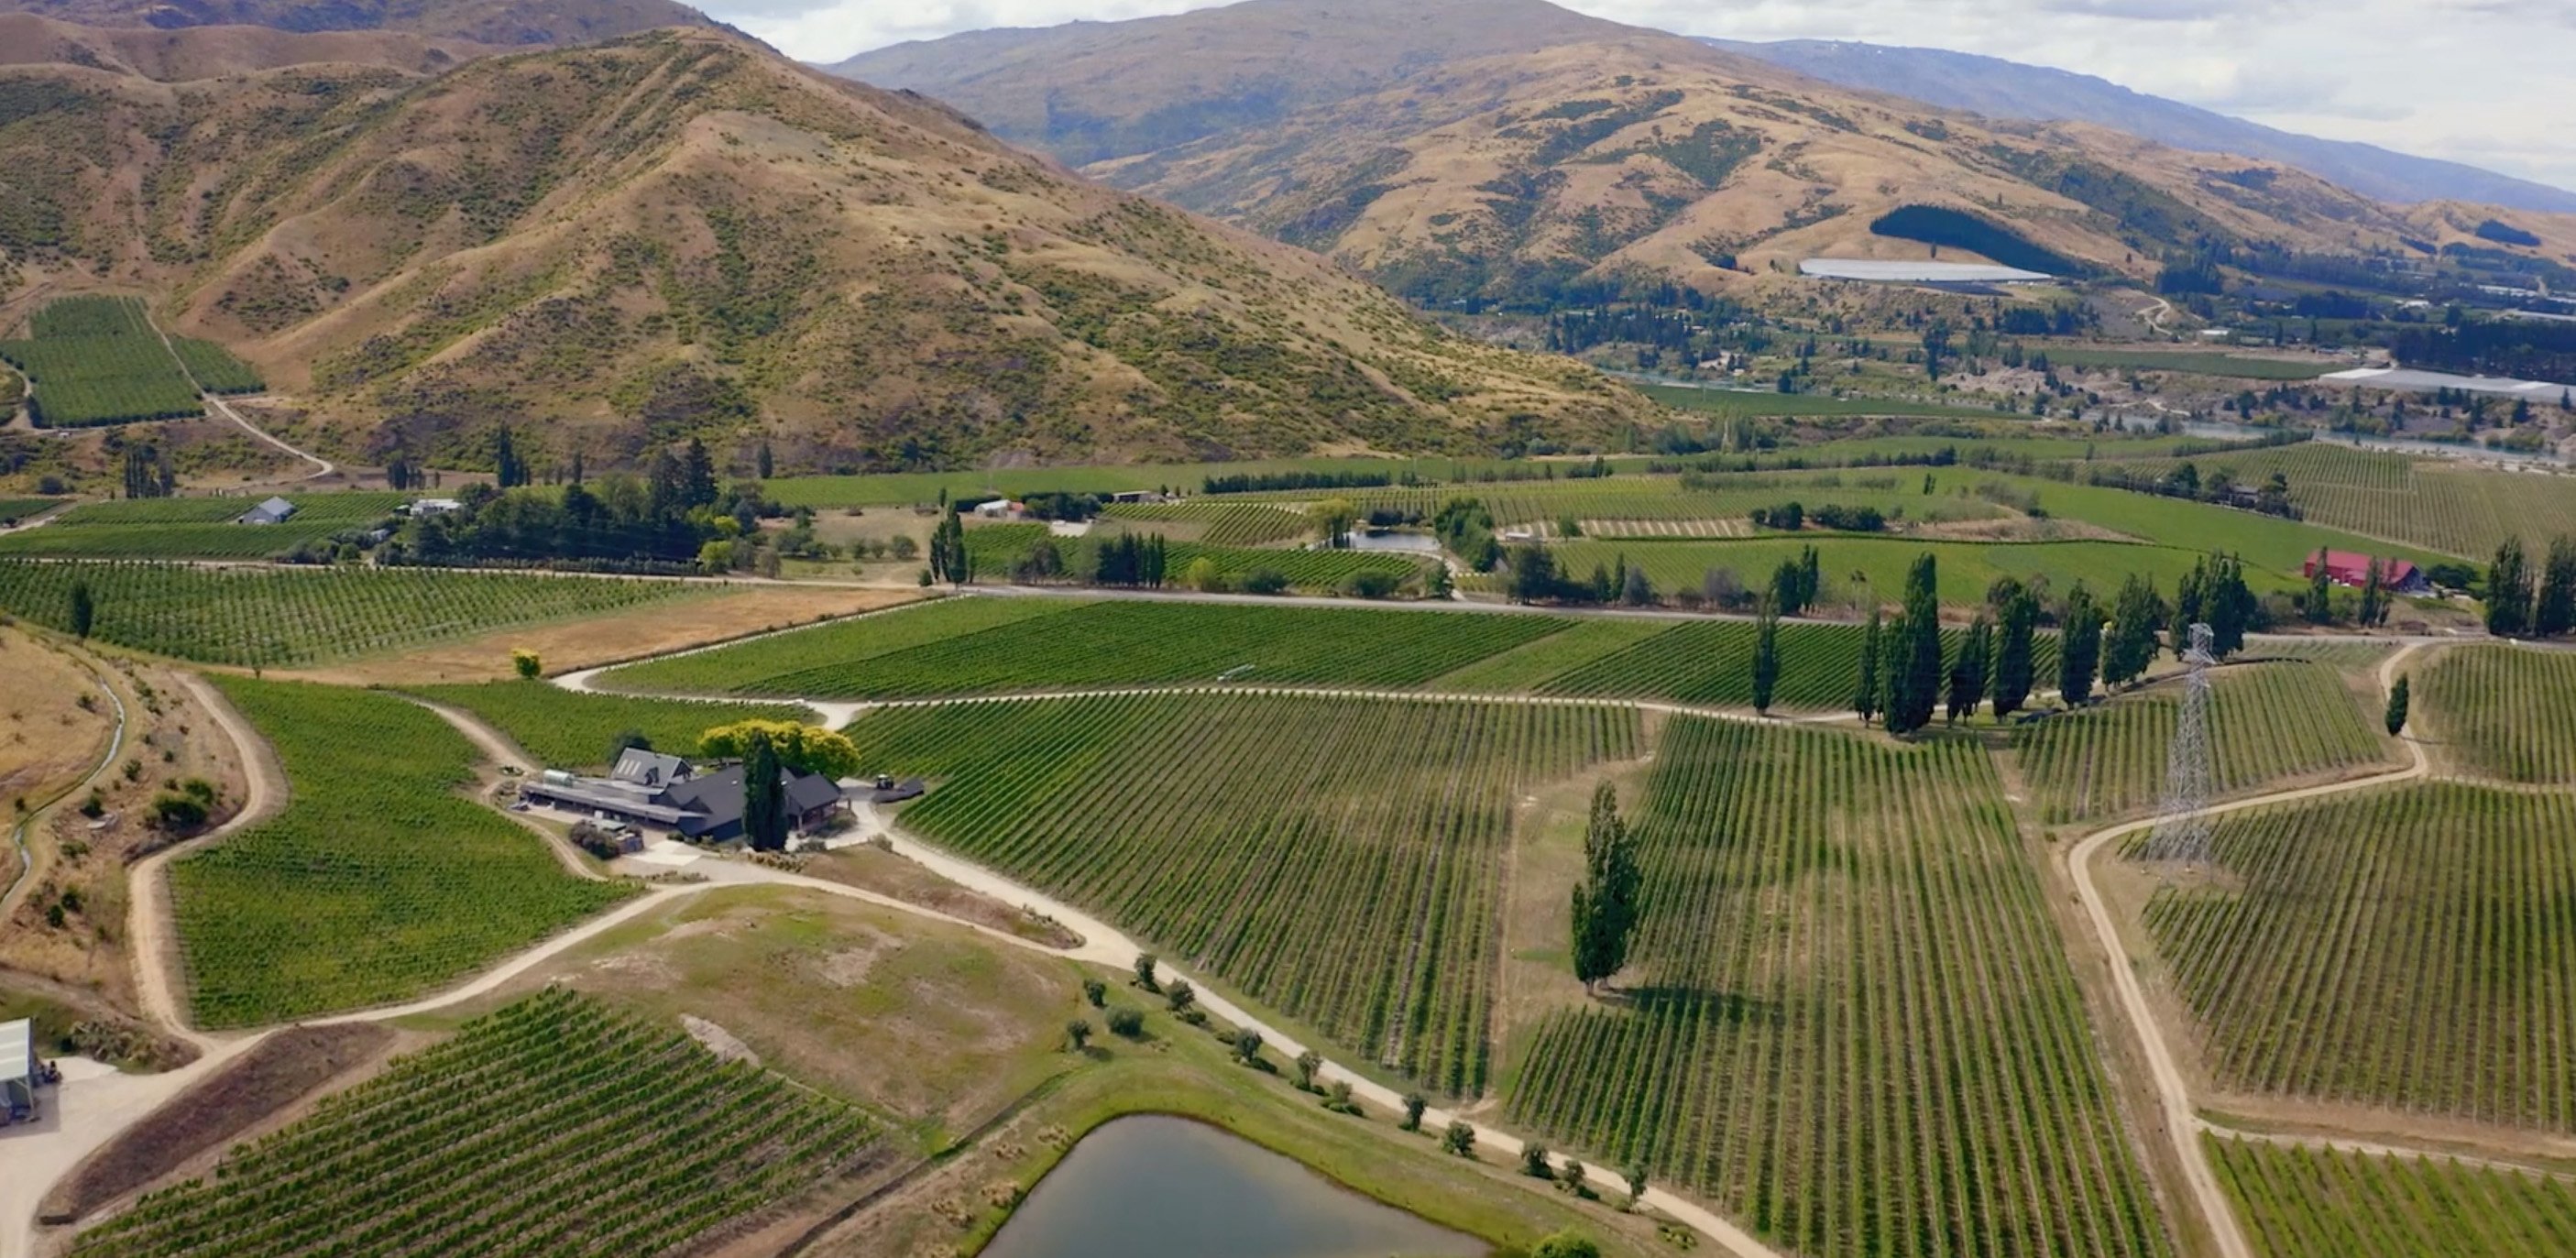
left=1708, top=38, right=2576, bottom=216
left=0, top=27, right=1652, bottom=470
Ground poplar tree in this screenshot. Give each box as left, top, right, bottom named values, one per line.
left=2384, top=674, right=2410, bottom=736
left=68, top=580, right=93, bottom=640
left=1884, top=553, right=1941, bottom=735
left=2058, top=583, right=2102, bottom=706
left=2488, top=536, right=2534, bottom=636
left=1569, top=782, right=1640, bottom=994
left=1853, top=607, right=1882, bottom=725
left=1751, top=600, right=1780, bottom=716
left=1990, top=580, right=2038, bottom=720
left=2535, top=537, right=2576, bottom=637
left=741, top=729, right=786, bottom=853
left=1946, top=614, right=1990, bottom=725
left=2103, top=575, right=2164, bottom=689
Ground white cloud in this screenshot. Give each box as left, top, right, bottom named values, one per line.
left=720, top=0, right=2576, bottom=192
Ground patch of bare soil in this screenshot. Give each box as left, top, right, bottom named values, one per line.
left=1, top=650, right=247, bottom=1012
left=39, top=1023, right=396, bottom=1224
left=684, top=1014, right=762, bottom=1067
left=804, top=847, right=1084, bottom=950
left=280, top=586, right=922, bottom=685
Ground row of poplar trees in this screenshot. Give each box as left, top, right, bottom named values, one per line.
left=1841, top=551, right=2257, bottom=732
left=2485, top=535, right=2576, bottom=639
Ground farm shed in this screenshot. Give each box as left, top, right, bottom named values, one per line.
left=2, top=1018, right=36, bottom=1124
left=2302, top=550, right=2430, bottom=594
left=236, top=497, right=297, bottom=526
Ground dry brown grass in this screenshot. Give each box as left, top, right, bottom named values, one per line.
left=279, top=585, right=920, bottom=686
left=0, top=627, right=115, bottom=819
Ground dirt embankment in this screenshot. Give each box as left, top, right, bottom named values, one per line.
left=39, top=1023, right=398, bottom=1226
left=801, top=846, right=1084, bottom=950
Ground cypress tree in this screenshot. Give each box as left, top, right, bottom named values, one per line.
left=1853, top=607, right=1882, bottom=725
left=1990, top=581, right=2038, bottom=720
left=2307, top=548, right=2335, bottom=624
left=682, top=438, right=718, bottom=508
left=68, top=580, right=93, bottom=640
left=755, top=440, right=773, bottom=480
left=2384, top=674, right=2410, bottom=736
left=1751, top=601, right=1780, bottom=716
left=1799, top=546, right=1821, bottom=611
left=2059, top=583, right=2102, bottom=706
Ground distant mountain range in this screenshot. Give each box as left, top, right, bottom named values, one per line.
left=1707, top=38, right=2576, bottom=216
left=828, top=0, right=2576, bottom=309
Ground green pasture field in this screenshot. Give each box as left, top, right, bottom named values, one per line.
left=170, top=679, right=634, bottom=1027
left=2132, top=782, right=2576, bottom=1132
left=704, top=600, right=1569, bottom=699
left=1927, top=467, right=2454, bottom=574
left=2209, top=1137, right=2576, bottom=1258
left=1507, top=718, right=2172, bottom=1258
left=403, top=682, right=817, bottom=770
left=1532, top=535, right=2288, bottom=609
left=964, top=521, right=1431, bottom=593
left=2097, top=441, right=2576, bottom=559
left=2010, top=662, right=2385, bottom=823
left=2036, top=346, right=2332, bottom=380
left=1635, top=382, right=2025, bottom=421
left=2418, top=643, right=2576, bottom=783
left=0, top=560, right=715, bottom=666
left=595, top=596, right=1082, bottom=695
left=0, top=498, right=66, bottom=526
left=842, top=691, right=1641, bottom=1095
left=0, top=492, right=410, bottom=559
left=69, top=990, right=872, bottom=1258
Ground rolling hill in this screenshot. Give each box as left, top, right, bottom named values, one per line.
left=834, top=0, right=2576, bottom=309
left=1710, top=38, right=2576, bottom=217
left=0, top=0, right=716, bottom=47
left=0, top=27, right=1651, bottom=469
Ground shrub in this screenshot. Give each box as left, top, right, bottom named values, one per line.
left=511, top=649, right=543, bottom=680
left=1294, top=1048, right=1321, bottom=1091
left=1400, top=1091, right=1428, bottom=1132
left=1322, top=1079, right=1359, bottom=1115
left=1522, top=1143, right=1555, bottom=1180
left=1242, top=568, right=1290, bottom=596
left=1133, top=952, right=1158, bottom=991
left=1341, top=570, right=1400, bottom=600
left=1233, top=1027, right=1264, bottom=1064
left=1105, top=1006, right=1145, bottom=1038
left=1166, top=979, right=1195, bottom=1013
left=1081, top=977, right=1106, bottom=1007
left=1531, top=1231, right=1603, bottom=1258
left=1064, top=1019, right=1091, bottom=1051
left=150, top=791, right=210, bottom=832
left=1441, top=1121, right=1476, bottom=1157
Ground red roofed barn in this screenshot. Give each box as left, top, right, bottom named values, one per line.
left=2304, top=551, right=2430, bottom=594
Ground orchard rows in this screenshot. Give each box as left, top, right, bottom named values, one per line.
left=2011, top=661, right=2385, bottom=823
left=0, top=561, right=712, bottom=666
left=1507, top=720, right=2171, bottom=1258
left=173, top=679, right=633, bottom=1027
left=71, top=990, right=872, bottom=1258
left=841, top=691, right=1641, bottom=1095
left=2133, top=782, right=2576, bottom=1132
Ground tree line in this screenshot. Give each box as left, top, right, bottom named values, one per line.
left=1830, top=551, right=2258, bottom=731
left=2484, top=535, right=2576, bottom=638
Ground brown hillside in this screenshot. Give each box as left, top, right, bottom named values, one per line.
left=0, top=30, right=1652, bottom=469
left=828, top=0, right=1640, bottom=167
left=838, top=0, right=2576, bottom=304
left=0, top=0, right=714, bottom=47
left=0, top=12, right=492, bottom=77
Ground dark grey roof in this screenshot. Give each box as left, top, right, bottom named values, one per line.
left=784, top=772, right=843, bottom=815
left=611, top=748, right=690, bottom=787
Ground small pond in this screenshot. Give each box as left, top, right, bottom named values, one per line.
left=1332, top=530, right=1443, bottom=555
left=981, top=1114, right=1487, bottom=1258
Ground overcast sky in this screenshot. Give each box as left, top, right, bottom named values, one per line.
left=718, top=0, right=2576, bottom=195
